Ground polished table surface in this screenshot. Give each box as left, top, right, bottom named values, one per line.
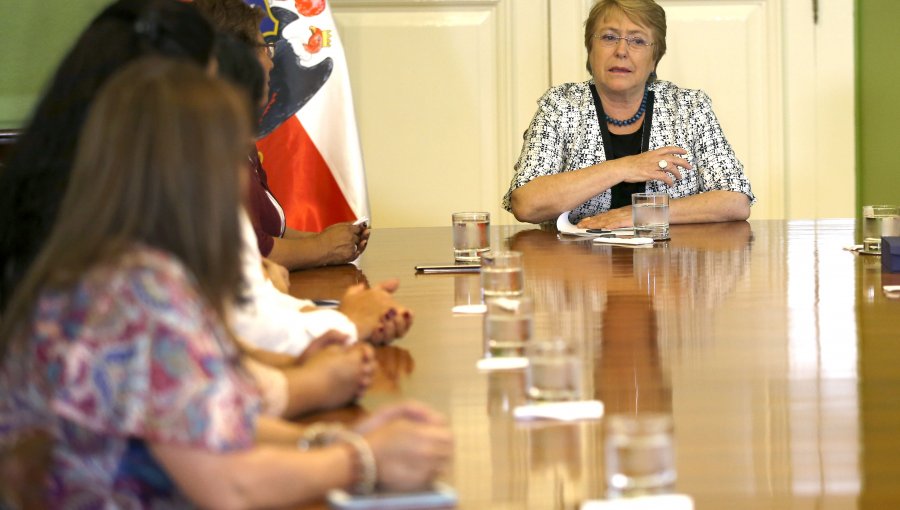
left=290, top=219, right=900, bottom=509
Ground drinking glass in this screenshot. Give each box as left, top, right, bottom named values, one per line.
left=632, top=193, right=670, bottom=241
left=604, top=413, right=676, bottom=496
left=862, top=205, right=900, bottom=255
left=483, top=296, right=533, bottom=359
left=525, top=339, right=581, bottom=402
left=480, top=250, right=524, bottom=298
left=452, top=212, right=490, bottom=261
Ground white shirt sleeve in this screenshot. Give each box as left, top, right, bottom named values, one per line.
left=233, top=210, right=359, bottom=357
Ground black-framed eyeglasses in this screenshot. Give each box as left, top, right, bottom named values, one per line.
left=593, top=33, right=654, bottom=50
left=257, top=41, right=276, bottom=59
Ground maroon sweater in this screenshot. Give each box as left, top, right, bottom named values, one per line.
left=246, top=152, right=285, bottom=256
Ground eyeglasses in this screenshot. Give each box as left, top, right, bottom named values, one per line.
left=257, top=41, right=276, bottom=59
left=594, top=33, right=654, bottom=50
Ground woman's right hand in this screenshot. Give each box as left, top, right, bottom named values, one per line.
left=317, top=222, right=367, bottom=265
left=339, top=280, right=413, bottom=345
left=358, top=403, right=453, bottom=492
left=615, top=145, right=691, bottom=187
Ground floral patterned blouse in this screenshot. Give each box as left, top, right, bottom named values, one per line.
left=0, top=246, right=261, bottom=508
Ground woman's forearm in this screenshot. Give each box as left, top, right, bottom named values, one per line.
left=669, top=190, right=751, bottom=224
left=267, top=236, right=332, bottom=270
left=255, top=415, right=305, bottom=446
left=152, top=442, right=354, bottom=510
left=283, top=227, right=315, bottom=240
left=510, top=162, right=625, bottom=223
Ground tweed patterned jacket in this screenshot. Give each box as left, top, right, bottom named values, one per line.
left=503, top=80, right=756, bottom=223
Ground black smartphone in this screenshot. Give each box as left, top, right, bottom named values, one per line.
left=414, top=263, right=480, bottom=274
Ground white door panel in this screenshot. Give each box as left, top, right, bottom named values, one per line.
left=333, top=0, right=547, bottom=228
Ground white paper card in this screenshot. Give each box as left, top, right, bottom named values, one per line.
left=593, top=237, right=654, bottom=246
left=477, top=357, right=529, bottom=371
left=513, top=400, right=604, bottom=421
left=556, top=211, right=600, bottom=237
left=452, top=304, right=487, bottom=314
left=581, top=495, right=694, bottom=510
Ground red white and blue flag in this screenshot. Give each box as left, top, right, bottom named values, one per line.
left=247, top=0, right=369, bottom=232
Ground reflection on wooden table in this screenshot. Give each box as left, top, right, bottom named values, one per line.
left=290, top=220, right=900, bottom=509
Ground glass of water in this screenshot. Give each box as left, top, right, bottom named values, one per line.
left=525, top=339, right=581, bottom=402
left=632, top=192, right=670, bottom=241
left=483, top=296, right=533, bottom=358
left=862, top=205, right=900, bottom=255
left=604, top=413, right=676, bottom=496
left=452, top=212, right=490, bottom=261
left=480, top=250, right=524, bottom=298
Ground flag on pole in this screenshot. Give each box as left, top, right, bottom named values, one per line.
left=247, top=0, right=369, bottom=232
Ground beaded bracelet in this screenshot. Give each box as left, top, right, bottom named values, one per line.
left=297, top=423, right=377, bottom=495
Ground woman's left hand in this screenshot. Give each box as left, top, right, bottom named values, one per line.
left=576, top=206, right=633, bottom=230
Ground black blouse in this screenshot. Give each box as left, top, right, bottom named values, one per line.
left=607, top=127, right=646, bottom=209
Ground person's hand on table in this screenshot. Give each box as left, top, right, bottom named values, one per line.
left=296, top=330, right=351, bottom=365
left=576, top=206, right=634, bottom=230
left=354, top=402, right=445, bottom=435
left=339, top=279, right=414, bottom=346
left=355, top=402, right=453, bottom=492
left=261, top=257, right=291, bottom=294
left=317, top=222, right=368, bottom=265
left=301, top=340, right=376, bottom=406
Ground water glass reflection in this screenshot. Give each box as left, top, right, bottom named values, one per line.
left=483, top=296, right=533, bottom=359
left=604, top=413, right=676, bottom=496
left=525, top=339, right=581, bottom=402
left=481, top=250, right=524, bottom=298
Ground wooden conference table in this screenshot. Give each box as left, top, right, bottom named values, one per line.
left=290, top=220, right=900, bottom=510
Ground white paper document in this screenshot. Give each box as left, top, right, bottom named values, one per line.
left=593, top=237, right=654, bottom=246
left=477, top=357, right=529, bottom=371
left=581, top=495, right=694, bottom=510
left=513, top=400, right=604, bottom=421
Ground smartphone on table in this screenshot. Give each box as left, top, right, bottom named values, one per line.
left=326, top=483, right=458, bottom=510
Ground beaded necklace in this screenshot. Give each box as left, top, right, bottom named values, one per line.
left=604, top=86, right=649, bottom=127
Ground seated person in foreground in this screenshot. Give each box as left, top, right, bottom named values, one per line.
left=0, top=57, right=451, bottom=508
left=504, top=0, right=755, bottom=229
left=193, top=0, right=369, bottom=270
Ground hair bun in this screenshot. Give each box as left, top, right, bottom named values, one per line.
left=134, top=10, right=163, bottom=45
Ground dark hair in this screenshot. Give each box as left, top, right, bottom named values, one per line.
left=0, top=0, right=215, bottom=310
left=0, top=57, right=251, bottom=358
left=215, top=33, right=266, bottom=125
left=193, top=0, right=264, bottom=45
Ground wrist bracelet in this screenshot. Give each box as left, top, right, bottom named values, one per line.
left=297, top=423, right=377, bottom=494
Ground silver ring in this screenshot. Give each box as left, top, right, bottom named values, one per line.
left=658, top=160, right=668, bottom=170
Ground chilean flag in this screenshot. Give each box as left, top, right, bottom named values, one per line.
left=248, top=0, right=369, bottom=232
